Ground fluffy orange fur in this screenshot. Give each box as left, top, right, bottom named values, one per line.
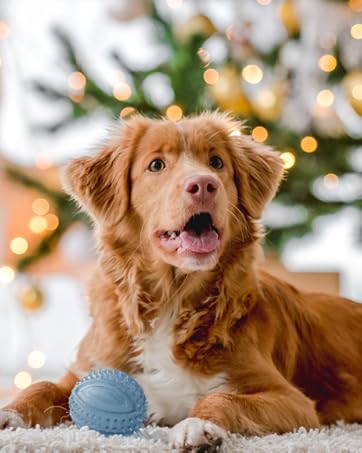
left=1, top=113, right=361, bottom=442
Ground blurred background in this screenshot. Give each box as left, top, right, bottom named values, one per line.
left=0, top=0, right=361, bottom=403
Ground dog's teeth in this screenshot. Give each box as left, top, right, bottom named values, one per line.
left=170, top=232, right=177, bottom=239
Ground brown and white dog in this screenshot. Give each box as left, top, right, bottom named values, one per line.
left=1, top=113, right=361, bottom=450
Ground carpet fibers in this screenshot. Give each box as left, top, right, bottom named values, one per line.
left=0, top=423, right=361, bottom=452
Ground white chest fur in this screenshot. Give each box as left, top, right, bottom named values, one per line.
left=132, top=310, right=228, bottom=426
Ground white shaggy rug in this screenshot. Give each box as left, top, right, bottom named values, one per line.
left=0, top=423, right=361, bottom=452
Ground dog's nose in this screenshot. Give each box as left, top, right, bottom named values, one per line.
left=184, top=175, right=219, bottom=204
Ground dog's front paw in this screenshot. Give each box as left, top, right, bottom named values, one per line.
left=169, top=417, right=227, bottom=451
left=0, top=410, right=26, bottom=429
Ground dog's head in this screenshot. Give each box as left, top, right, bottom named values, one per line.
left=63, top=113, right=284, bottom=272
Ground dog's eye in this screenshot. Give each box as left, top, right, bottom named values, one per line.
left=148, top=159, right=165, bottom=172
left=209, top=155, right=224, bottom=170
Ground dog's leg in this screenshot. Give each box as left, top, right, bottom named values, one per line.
left=169, top=386, right=319, bottom=450
left=0, top=371, right=78, bottom=429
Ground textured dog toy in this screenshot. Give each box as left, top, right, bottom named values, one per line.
left=69, top=368, right=147, bottom=436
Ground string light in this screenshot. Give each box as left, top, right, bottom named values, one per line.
left=0, top=21, right=10, bottom=40
left=300, top=136, right=318, bottom=153
left=166, top=105, right=183, bottom=121
left=351, top=24, right=362, bottom=39
left=252, top=126, right=268, bottom=142
left=32, top=198, right=50, bottom=216
left=318, top=54, right=337, bottom=72
left=280, top=151, right=296, bottom=169
left=348, top=0, right=362, bottom=12
left=229, top=129, right=241, bottom=136
left=242, top=64, right=263, bottom=84
left=323, top=173, right=339, bottom=189
left=14, top=371, right=32, bottom=390
left=68, top=71, right=86, bottom=91
left=203, top=68, right=219, bottom=85
left=0, top=266, right=15, bottom=284
left=316, top=89, right=334, bottom=107
left=27, top=351, right=46, bottom=369
left=166, top=0, right=183, bottom=8
left=256, top=0, right=272, bottom=5
left=352, top=84, right=362, bottom=100
left=120, top=106, right=136, bottom=118
left=255, top=89, right=276, bottom=108
left=45, top=214, right=59, bottom=231
left=70, top=93, right=83, bottom=103
left=10, top=237, right=28, bottom=255
left=29, top=216, right=48, bottom=234
left=113, top=82, right=132, bottom=101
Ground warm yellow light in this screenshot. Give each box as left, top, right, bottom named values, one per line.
left=29, top=216, right=48, bottom=234
left=318, top=54, right=337, bottom=72
left=70, top=93, right=84, bottom=103
left=32, top=198, right=50, bottom=216
left=68, top=71, right=86, bottom=91
left=166, top=0, right=183, bottom=7
left=349, top=0, right=362, bottom=12
left=280, top=151, right=296, bottom=169
left=323, top=173, right=339, bottom=189
left=316, top=89, right=334, bottom=107
left=300, top=136, right=318, bottom=153
left=242, top=64, right=263, bottom=84
left=10, top=237, right=29, bottom=255
left=352, top=84, right=362, bottom=100
left=0, top=266, right=15, bottom=284
left=351, top=24, right=362, bottom=39
left=113, top=82, right=132, bottom=101
left=14, top=371, right=32, bottom=390
left=203, top=68, right=219, bottom=85
left=45, top=214, right=59, bottom=231
left=257, top=0, right=272, bottom=4
left=166, top=105, right=183, bottom=121
left=27, top=351, right=46, bottom=369
left=35, top=153, right=53, bottom=170
left=252, top=126, right=268, bottom=142
left=229, top=129, right=241, bottom=137
left=0, top=21, right=10, bottom=40
left=120, top=106, right=136, bottom=118
left=255, top=89, right=276, bottom=108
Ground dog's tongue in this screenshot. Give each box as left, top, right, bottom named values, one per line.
left=178, top=229, right=219, bottom=254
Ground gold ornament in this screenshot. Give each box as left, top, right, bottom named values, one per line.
left=252, top=84, right=285, bottom=121
left=343, top=71, right=362, bottom=116
left=209, top=66, right=252, bottom=116
left=278, top=0, right=300, bottom=35
left=175, top=14, right=217, bottom=42
left=19, top=285, right=44, bottom=311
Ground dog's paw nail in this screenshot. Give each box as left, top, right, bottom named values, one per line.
left=169, top=417, right=227, bottom=450
left=0, top=410, right=26, bottom=429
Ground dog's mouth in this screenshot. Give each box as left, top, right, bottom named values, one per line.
left=158, top=212, right=220, bottom=255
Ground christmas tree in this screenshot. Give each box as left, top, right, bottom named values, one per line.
left=3, top=0, right=362, bottom=272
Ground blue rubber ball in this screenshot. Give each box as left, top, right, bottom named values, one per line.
left=69, top=368, right=147, bottom=436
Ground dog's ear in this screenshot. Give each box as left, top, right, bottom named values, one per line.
left=62, top=143, right=130, bottom=226
left=231, top=135, right=284, bottom=219
left=63, top=116, right=151, bottom=225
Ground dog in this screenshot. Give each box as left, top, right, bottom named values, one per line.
left=1, top=112, right=361, bottom=451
